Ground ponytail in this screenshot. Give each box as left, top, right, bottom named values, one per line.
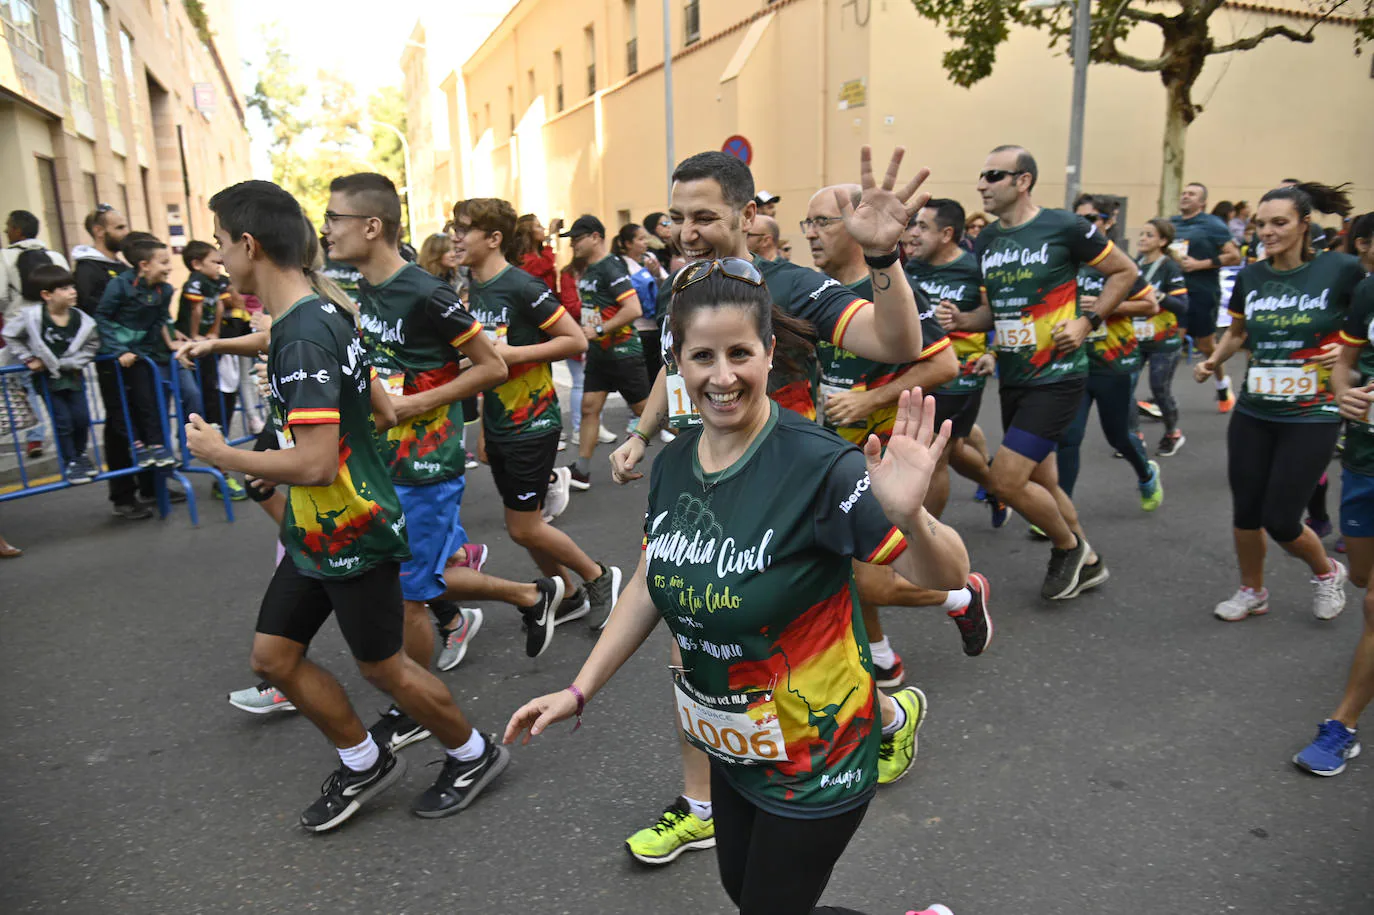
left=301, top=215, right=357, bottom=315
left=1258, top=182, right=1353, bottom=261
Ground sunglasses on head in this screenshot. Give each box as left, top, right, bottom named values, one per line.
left=979, top=169, right=1026, bottom=184
left=95, top=203, right=114, bottom=213
left=671, top=257, right=764, bottom=293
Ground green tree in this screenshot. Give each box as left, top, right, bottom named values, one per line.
left=906, top=1, right=1374, bottom=214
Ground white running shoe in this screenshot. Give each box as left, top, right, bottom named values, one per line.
left=228, top=681, right=296, bottom=714
left=1312, top=559, right=1349, bottom=620
left=543, top=466, right=572, bottom=523
left=1214, top=588, right=1269, bottom=622
left=598, top=424, right=617, bottom=444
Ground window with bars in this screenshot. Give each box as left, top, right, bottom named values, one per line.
left=56, top=0, right=91, bottom=115
left=684, top=0, right=700, bottom=46
left=1, top=0, right=44, bottom=63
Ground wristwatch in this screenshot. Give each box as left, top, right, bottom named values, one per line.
left=595, top=324, right=605, bottom=336
left=1084, top=312, right=1104, bottom=331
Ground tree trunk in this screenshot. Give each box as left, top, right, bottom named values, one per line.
left=1158, top=77, right=1190, bottom=217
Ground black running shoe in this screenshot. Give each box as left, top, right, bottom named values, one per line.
left=1065, top=557, right=1110, bottom=598
left=299, top=746, right=406, bottom=833
left=112, top=501, right=153, bottom=520
left=369, top=704, right=432, bottom=752
left=520, top=577, right=565, bottom=658
left=587, top=562, right=623, bottom=630
left=1157, top=432, right=1185, bottom=457
left=411, top=735, right=510, bottom=818
left=1041, top=535, right=1090, bottom=600
left=554, top=585, right=590, bottom=626
left=952, top=573, right=993, bottom=656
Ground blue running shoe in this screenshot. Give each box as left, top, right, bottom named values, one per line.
left=973, top=485, right=988, bottom=503
left=989, top=497, right=1009, bottom=529
left=1294, top=719, right=1361, bottom=776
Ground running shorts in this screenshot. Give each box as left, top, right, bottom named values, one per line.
left=487, top=431, right=561, bottom=512
left=1339, top=467, right=1374, bottom=539
left=395, top=477, right=468, bottom=603
left=1185, top=298, right=1218, bottom=340
left=256, top=558, right=404, bottom=663
left=584, top=353, right=652, bottom=404
left=934, top=390, right=982, bottom=441
left=999, top=378, right=1086, bottom=462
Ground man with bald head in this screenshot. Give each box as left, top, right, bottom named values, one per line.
left=746, top=214, right=782, bottom=261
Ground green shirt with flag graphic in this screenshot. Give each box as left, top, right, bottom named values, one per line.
left=355, top=263, right=484, bottom=484
left=644, top=403, right=908, bottom=819
left=1077, top=266, right=1153, bottom=376
left=975, top=208, right=1113, bottom=387
left=1136, top=255, right=1189, bottom=353
left=268, top=295, right=410, bottom=579
left=579, top=253, right=643, bottom=362
left=906, top=250, right=988, bottom=394
left=1228, top=251, right=1364, bottom=423
left=468, top=264, right=568, bottom=442
left=176, top=270, right=221, bottom=337
left=1339, top=274, right=1374, bottom=475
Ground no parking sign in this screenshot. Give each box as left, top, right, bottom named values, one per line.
left=722, top=135, right=752, bottom=166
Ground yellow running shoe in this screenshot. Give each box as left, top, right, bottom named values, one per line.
left=625, top=797, right=715, bottom=865
left=878, top=686, right=928, bottom=786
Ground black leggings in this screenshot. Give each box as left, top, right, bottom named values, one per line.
left=711, top=763, right=870, bottom=914
left=1227, top=411, right=1339, bottom=542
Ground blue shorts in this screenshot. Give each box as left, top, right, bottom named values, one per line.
left=1340, top=468, right=1374, bottom=539
left=395, top=477, right=467, bottom=602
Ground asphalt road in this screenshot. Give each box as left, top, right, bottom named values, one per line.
left=2, top=375, right=1372, bottom=915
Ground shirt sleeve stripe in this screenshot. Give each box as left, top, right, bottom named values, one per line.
left=182, top=293, right=205, bottom=303
left=866, top=527, right=908, bottom=565
left=1226, top=307, right=1245, bottom=319
left=1340, top=330, right=1368, bottom=346
left=1086, top=239, right=1116, bottom=268
left=538, top=305, right=568, bottom=331
left=451, top=323, right=483, bottom=348
left=286, top=408, right=340, bottom=425
left=831, top=299, right=869, bottom=348
left=614, top=289, right=637, bottom=303
left=919, top=336, right=953, bottom=361
left=1129, top=283, right=1155, bottom=302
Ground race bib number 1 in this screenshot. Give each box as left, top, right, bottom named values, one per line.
left=666, top=371, right=701, bottom=429
left=674, top=675, right=782, bottom=766
left=995, top=319, right=1036, bottom=350
left=1133, top=318, right=1155, bottom=342
left=1248, top=365, right=1318, bottom=399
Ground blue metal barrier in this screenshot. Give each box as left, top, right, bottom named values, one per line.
left=1, top=356, right=185, bottom=515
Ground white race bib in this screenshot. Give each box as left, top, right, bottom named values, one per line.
left=1133, top=318, right=1155, bottom=342
left=995, top=319, right=1036, bottom=350
left=1247, top=365, right=1318, bottom=400
left=666, top=371, right=700, bottom=429
left=674, top=678, right=783, bottom=766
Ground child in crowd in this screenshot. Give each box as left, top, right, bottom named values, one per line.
left=2, top=264, right=101, bottom=482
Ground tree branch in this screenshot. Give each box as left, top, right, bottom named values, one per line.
left=1097, top=1, right=1170, bottom=71
left=1119, top=5, right=1172, bottom=29
left=1211, top=23, right=1313, bottom=54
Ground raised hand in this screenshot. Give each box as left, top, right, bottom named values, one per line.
left=504, top=689, right=581, bottom=745
left=864, top=388, right=951, bottom=532
left=834, top=146, right=931, bottom=257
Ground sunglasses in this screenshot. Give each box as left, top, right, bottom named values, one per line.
left=671, top=257, right=764, bottom=293
left=95, top=203, right=114, bottom=213
left=978, top=169, right=1027, bottom=184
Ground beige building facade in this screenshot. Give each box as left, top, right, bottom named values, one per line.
left=403, top=0, right=1372, bottom=257
left=0, top=0, right=249, bottom=264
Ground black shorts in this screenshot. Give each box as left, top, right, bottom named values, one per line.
left=934, top=390, right=983, bottom=441
left=1185, top=295, right=1217, bottom=339
left=486, top=431, right=561, bottom=512
left=999, top=378, right=1086, bottom=462
left=461, top=396, right=480, bottom=424
left=256, top=558, right=404, bottom=663
left=585, top=354, right=652, bottom=404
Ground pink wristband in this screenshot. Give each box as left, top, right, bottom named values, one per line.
left=566, top=685, right=586, bottom=732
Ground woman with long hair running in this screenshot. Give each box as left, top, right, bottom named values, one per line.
left=1135, top=218, right=1191, bottom=456
left=1194, top=182, right=1365, bottom=622
left=417, top=232, right=459, bottom=289
left=611, top=223, right=665, bottom=406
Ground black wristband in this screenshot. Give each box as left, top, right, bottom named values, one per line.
left=863, top=249, right=900, bottom=269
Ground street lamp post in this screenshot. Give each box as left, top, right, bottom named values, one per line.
left=1026, top=0, right=1091, bottom=209
left=662, top=0, right=675, bottom=197
left=365, top=118, right=414, bottom=243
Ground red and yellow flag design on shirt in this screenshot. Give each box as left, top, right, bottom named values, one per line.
left=287, top=437, right=388, bottom=568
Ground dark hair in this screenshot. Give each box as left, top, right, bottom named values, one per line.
left=610, top=223, right=643, bottom=257
left=456, top=198, right=518, bottom=261
left=1072, top=192, right=1096, bottom=212
left=511, top=213, right=542, bottom=262
left=6, top=209, right=39, bottom=239
left=84, top=206, right=117, bottom=237
left=24, top=263, right=75, bottom=300
left=1259, top=182, right=1353, bottom=261
left=667, top=271, right=815, bottom=379
left=209, top=180, right=308, bottom=269
left=182, top=240, right=216, bottom=270
left=1346, top=212, right=1374, bottom=255
left=671, top=152, right=755, bottom=211
left=1185, top=182, right=1209, bottom=202
left=644, top=212, right=668, bottom=234
left=1211, top=200, right=1234, bottom=222
left=328, top=173, right=403, bottom=244
left=1095, top=197, right=1118, bottom=219
left=990, top=145, right=1038, bottom=191
left=924, top=198, right=966, bottom=243
left=124, top=234, right=167, bottom=270
left=1145, top=218, right=1178, bottom=260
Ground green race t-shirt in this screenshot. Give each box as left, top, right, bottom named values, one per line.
left=322, top=257, right=362, bottom=306
left=40, top=310, right=82, bottom=392
left=1228, top=251, right=1365, bottom=422
left=816, top=275, right=949, bottom=444
left=976, top=208, right=1113, bottom=387
left=355, top=263, right=483, bottom=483
left=579, top=253, right=643, bottom=362
left=1338, top=274, right=1374, bottom=474
left=268, top=295, right=410, bottom=579
left=1136, top=255, right=1188, bottom=353
left=176, top=270, right=220, bottom=337
left=906, top=251, right=987, bottom=394
left=468, top=264, right=567, bottom=441
left=644, top=404, right=907, bottom=818
left=1078, top=267, right=1153, bottom=376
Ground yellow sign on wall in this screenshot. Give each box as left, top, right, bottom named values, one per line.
left=838, top=79, right=866, bottom=110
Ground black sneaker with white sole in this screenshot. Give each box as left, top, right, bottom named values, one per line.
left=1065, top=556, right=1110, bottom=598
left=520, top=577, right=565, bottom=658
left=586, top=562, right=623, bottom=630
left=369, top=705, right=432, bottom=752
left=411, top=736, right=510, bottom=818
left=951, top=573, right=993, bottom=656
left=1041, top=535, right=1090, bottom=600
left=300, top=746, right=406, bottom=833
left=554, top=585, right=590, bottom=626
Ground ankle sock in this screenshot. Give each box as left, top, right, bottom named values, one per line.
left=682, top=795, right=713, bottom=821
left=882, top=696, right=908, bottom=736
left=339, top=734, right=380, bottom=772
left=940, top=588, right=972, bottom=614
left=869, top=636, right=896, bottom=668
left=574, top=456, right=590, bottom=474
left=446, top=729, right=487, bottom=762
left=1216, top=377, right=1231, bottom=391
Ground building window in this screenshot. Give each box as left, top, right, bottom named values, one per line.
left=56, top=0, right=91, bottom=115
left=89, top=1, right=120, bottom=133
left=1, top=0, right=45, bottom=63
left=84, top=171, right=98, bottom=209
left=553, top=49, right=563, bottom=112
left=119, top=28, right=145, bottom=158
left=624, top=0, right=637, bottom=76
left=161, top=0, right=170, bottom=37
left=527, top=68, right=536, bottom=104
left=35, top=156, right=69, bottom=254
left=507, top=85, right=515, bottom=135
left=684, top=0, right=700, bottom=46
left=118, top=181, right=129, bottom=220
left=585, top=25, right=596, bottom=96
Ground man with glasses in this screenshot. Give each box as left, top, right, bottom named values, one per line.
left=745, top=215, right=781, bottom=262
left=945, top=145, right=1140, bottom=601
left=1172, top=182, right=1242, bottom=413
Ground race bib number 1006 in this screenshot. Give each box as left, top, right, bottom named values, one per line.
left=673, top=675, right=782, bottom=766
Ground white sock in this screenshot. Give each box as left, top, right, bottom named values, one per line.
left=446, top=729, right=487, bottom=762
left=870, top=637, right=896, bottom=669
left=683, top=795, right=713, bottom=821
left=338, top=734, right=380, bottom=772
left=1216, top=377, right=1230, bottom=391
left=940, top=588, right=972, bottom=613
left=881, top=695, right=908, bottom=736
